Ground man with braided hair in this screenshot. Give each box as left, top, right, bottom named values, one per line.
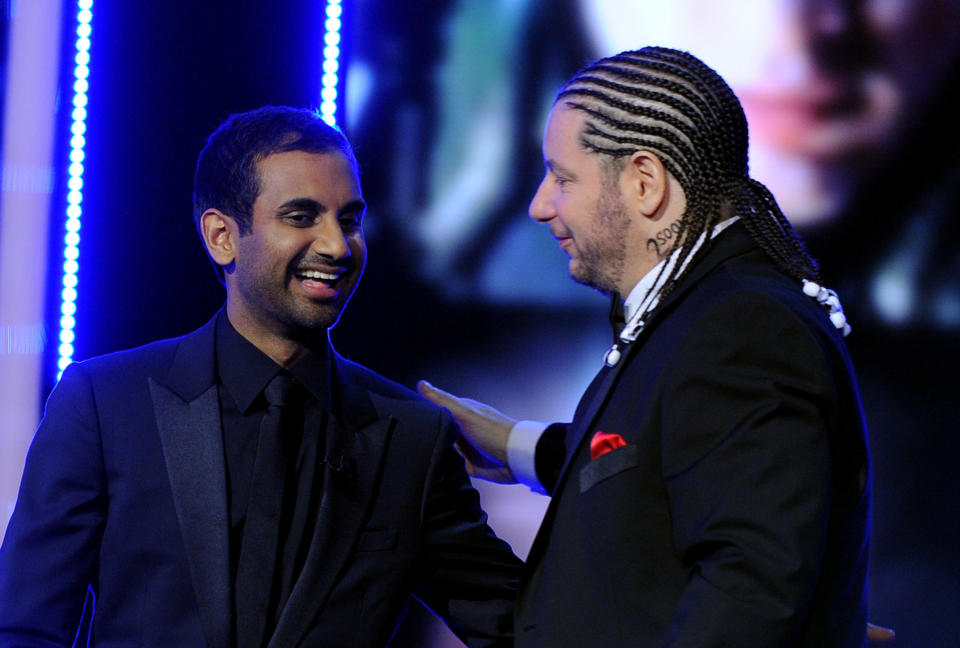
left=420, top=46, right=872, bottom=647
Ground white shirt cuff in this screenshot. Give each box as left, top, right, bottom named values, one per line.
left=507, top=420, right=548, bottom=494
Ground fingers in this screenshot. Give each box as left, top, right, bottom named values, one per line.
left=418, top=380, right=462, bottom=411
left=453, top=439, right=478, bottom=476
left=866, top=623, right=895, bottom=643
left=418, top=380, right=493, bottom=428
left=419, top=380, right=514, bottom=425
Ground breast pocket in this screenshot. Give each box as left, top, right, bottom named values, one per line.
left=579, top=444, right=642, bottom=493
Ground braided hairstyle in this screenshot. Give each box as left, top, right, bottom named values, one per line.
left=556, top=46, right=821, bottom=316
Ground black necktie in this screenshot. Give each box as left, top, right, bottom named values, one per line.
left=608, top=294, right=626, bottom=341
left=236, top=373, right=298, bottom=648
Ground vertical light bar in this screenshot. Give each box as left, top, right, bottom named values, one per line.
left=0, top=0, right=64, bottom=541
left=57, top=0, right=93, bottom=378
left=319, top=0, right=342, bottom=125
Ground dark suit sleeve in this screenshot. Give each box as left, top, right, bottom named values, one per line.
left=0, top=363, right=106, bottom=646
left=412, top=408, right=522, bottom=648
left=534, top=423, right=568, bottom=494
left=658, top=293, right=839, bottom=647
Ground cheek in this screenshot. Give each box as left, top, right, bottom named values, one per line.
left=865, top=0, right=960, bottom=63
left=239, top=239, right=293, bottom=281
left=348, top=236, right=367, bottom=266
left=552, top=193, right=574, bottom=220
left=561, top=198, right=591, bottom=232
left=865, top=0, right=910, bottom=32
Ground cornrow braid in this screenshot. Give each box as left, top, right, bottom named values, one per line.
left=555, top=46, right=822, bottom=321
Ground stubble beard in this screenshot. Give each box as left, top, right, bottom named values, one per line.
left=569, top=189, right=631, bottom=296
left=237, top=265, right=357, bottom=344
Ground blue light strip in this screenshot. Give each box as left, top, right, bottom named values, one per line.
left=320, top=0, right=342, bottom=125
left=57, top=0, right=93, bottom=378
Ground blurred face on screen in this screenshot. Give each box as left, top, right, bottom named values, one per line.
left=580, top=0, right=960, bottom=228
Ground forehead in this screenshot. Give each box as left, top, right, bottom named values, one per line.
left=543, top=104, right=588, bottom=158
left=542, top=104, right=609, bottom=185
left=254, top=149, right=362, bottom=205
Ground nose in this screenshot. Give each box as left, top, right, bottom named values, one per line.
left=528, top=174, right=555, bottom=224
left=310, top=217, right=351, bottom=260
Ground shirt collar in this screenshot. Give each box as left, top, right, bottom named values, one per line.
left=623, top=216, right=741, bottom=323
left=215, top=310, right=333, bottom=413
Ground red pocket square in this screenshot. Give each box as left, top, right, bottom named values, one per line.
left=590, top=430, right=627, bottom=460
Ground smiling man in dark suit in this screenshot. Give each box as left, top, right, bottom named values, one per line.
left=0, top=106, right=520, bottom=647
left=421, top=47, right=875, bottom=647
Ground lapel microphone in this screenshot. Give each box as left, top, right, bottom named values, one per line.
left=322, top=451, right=346, bottom=472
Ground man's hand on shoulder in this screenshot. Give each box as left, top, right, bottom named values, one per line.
left=867, top=622, right=895, bottom=643
left=417, top=380, right=518, bottom=484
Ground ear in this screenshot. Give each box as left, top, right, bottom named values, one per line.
left=623, top=150, right=668, bottom=219
left=199, top=208, right=238, bottom=269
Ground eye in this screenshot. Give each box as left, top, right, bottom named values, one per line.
left=545, top=167, right=571, bottom=188
left=284, top=212, right=315, bottom=226
left=339, top=213, right=363, bottom=232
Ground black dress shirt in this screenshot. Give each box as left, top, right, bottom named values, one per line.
left=215, top=312, right=334, bottom=631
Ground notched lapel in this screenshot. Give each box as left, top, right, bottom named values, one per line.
left=150, top=379, right=231, bottom=648
left=270, top=392, right=395, bottom=648
left=521, top=357, right=632, bottom=578
left=551, top=356, right=634, bottom=502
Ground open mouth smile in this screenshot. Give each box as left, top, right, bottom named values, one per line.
left=294, top=268, right=347, bottom=298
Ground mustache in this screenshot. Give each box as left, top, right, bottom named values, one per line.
left=291, top=253, right=353, bottom=271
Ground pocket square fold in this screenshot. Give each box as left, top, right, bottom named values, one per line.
left=590, top=430, right=627, bottom=460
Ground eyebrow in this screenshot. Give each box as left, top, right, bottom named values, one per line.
left=339, top=199, right=367, bottom=216
left=545, top=158, right=575, bottom=178
left=277, top=198, right=324, bottom=214
left=276, top=197, right=367, bottom=216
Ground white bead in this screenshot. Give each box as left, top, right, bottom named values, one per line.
left=605, top=346, right=621, bottom=367
left=842, top=323, right=852, bottom=337
left=830, top=311, right=847, bottom=329
left=826, top=295, right=841, bottom=311
left=802, top=280, right=820, bottom=297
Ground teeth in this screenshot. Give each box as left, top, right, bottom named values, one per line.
left=298, top=270, right=340, bottom=281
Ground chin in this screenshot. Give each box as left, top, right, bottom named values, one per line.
left=570, top=269, right=616, bottom=296
left=286, top=303, right=347, bottom=335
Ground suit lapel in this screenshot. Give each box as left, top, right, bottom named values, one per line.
left=520, top=357, right=630, bottom=580
left=150, top=316, right=232, bottom=648
left=522, top=223, right=759, bottom=576
left=269, top=353, right=394, bottom=648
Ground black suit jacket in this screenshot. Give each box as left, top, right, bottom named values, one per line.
left=0, top=316, right=520, bottom=647
left=519, top=224, right=871, bottom=647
